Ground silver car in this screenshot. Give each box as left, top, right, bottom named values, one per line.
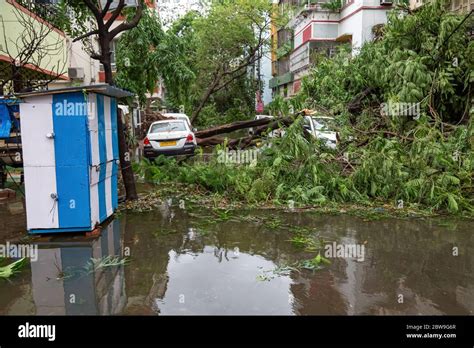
left=304, top=116, right=338, bottom=149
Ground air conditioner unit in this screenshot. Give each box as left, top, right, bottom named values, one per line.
left=380, top=0, right=393, bottom=5
left=100, top=0, right=139, bottom=11
left=68, top=67, right=85, bottom=80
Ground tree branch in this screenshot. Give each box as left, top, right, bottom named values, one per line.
left=213, top=68, right=249, bottom=94
left=109, top=1, right=144, bottom=39
left=72, top=29, right=100, bottom=42
left=101, top=0, right=114, bottom=17
left=82, top=0, right=103, bottom=20
left=105, top=0, right=126, bottom=29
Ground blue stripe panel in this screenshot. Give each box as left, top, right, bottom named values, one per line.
left=55, top=167, right=90, bottom=228
left=110, top=99, right=119, bottom=211
left=112, top=219, right=121, bottom=254
left=112, top=162, right=118, bottom=210
left=52, top=93, right=91, bottom=229
left=110, top=98, right=119, bottom=158
left=29, top=227, right=95, bottom=234
left=53, top=93, right=89, bottom=166
left=0, top=104, right=12, bottom=139
left=62, top=248, right=97, bottom=314
left=97, top=94, right=107, bottom=222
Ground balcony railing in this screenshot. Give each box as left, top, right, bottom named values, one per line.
left=276, top=59, right=290, bottom=75
left=269, top=71, right=294, bottom=89
left=290, top=41, right=340, bottom=72
left=13, top=0, right=63, bottom=30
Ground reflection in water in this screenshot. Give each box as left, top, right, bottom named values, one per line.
left=0, top=200, right=473, bottom=315
left=155, top=248, right=293, bottom=315
left=0, top=220, right=127, bottom=315
left=120, top=203, right=474, bottom=315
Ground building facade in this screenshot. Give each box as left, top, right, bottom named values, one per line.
left=0, top=0, right=161, bottom=100
left=410, top=0, right=473, bottom=13
left=155, top=0, right=206, bottom=25
left=0, top=0, right=71, bottom=93
left=270, top=0, right=395, bottom=98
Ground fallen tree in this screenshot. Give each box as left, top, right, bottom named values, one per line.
left=195, top=111, right=315, bottom=149
left=196, top=116, right=293, bottom=148
left=140, top=107, right=315, bottom=149
left=133, top=2, right=474, bottom=215
left=195, top=117, right=275, bottom=138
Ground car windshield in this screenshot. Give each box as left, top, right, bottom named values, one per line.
left=312, top=118, right=335, bottom=131
left=150, top=121, right=187, bottom=133
left=303, top=117, right=312, bottom=130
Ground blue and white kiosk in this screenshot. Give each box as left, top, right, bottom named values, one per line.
left=18, top=85, right=133, bottom=234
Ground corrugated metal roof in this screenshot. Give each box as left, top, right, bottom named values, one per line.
left=15, top=84, right=134, bottom=99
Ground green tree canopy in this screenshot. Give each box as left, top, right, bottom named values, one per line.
left=115, top=8, right=195, bottom=106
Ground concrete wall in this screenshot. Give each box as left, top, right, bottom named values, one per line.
left=272, top=0, right=392, bottom=100
left=67, top=39, right=100, bottom=86
left=293, top=11, right=340, bottom=48
left=291, top=0, right=390, bottom=53
left=313, top=23, right=339, bottom=39
left=411, top=0, right=474, bottom=13
left=50, top=38, right=101, bottom=88
left=0, top=1, right=106, bottom=89
left=339, top=0, right=391, bottom=50
left=0, top=0, right=68, bottom=78
left=290, top=44, right=310, bottom=72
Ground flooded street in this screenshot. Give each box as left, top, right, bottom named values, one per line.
left=1, top=197, right=473, bottom=315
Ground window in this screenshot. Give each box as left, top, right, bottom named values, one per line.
left=133, top=109, right=142, bottom=128
left=110, top=40, right=117, bottom=67
left=150, top=121, right=187, bottom=133
left=328, top=46, right=338, bottom=58
left=312, top=117, right=336, bottom=131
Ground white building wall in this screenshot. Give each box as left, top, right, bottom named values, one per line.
left=294, top=31, right=304, bottom=49
left=313, top=23, right=339, bottom=39
left=361, top=7, right=389, bottom=44
left=339, top=0, right=391, bottom=50
left=68, top=39, right=101, bottom=85
left=48, top=40, right=100, bottom=89
left=291, top=0, right=391, bottom=54
left=290, top=44, right=310, bottom=72
left=338, top=10, right=364, bottom=49
left=261, top=54, right=273, bottom=105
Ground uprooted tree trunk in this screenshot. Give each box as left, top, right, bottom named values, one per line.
left=195, top=117, right=277, bottom=138
left=347, top=87, right=377, bottom=121
left=196, top=115, right=299, bottom=149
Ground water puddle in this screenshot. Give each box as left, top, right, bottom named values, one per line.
left=0, top=198, right=473, bottom=315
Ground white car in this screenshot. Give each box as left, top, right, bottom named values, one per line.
left=143, top=119, right=197, bottom=158
left=162, top=113, right=193, bottom=129
left=249, top=115, right=283, bottom=138
left=304, top=116, right=338, bottom=149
